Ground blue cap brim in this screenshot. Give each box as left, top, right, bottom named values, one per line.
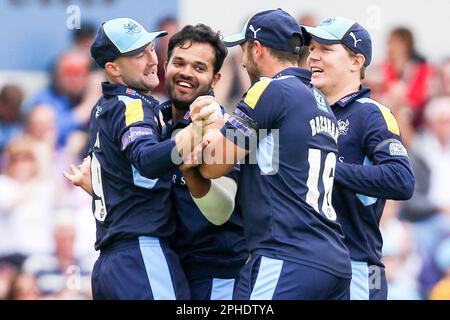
left=223, top=32, right=247, bottom=47
left=121, top=30, right=167, bottom=56
left=304, top=26, right=342, bottom=44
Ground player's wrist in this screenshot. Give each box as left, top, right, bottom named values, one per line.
left=175, top=124, right=195, bottom=157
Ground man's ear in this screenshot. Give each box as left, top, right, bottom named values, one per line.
left=211, top=72, right=222, bottom=89
left=252, top=40, right=264, bottom=60
left=351, top=54, right=365, bottom=72
left=105, top=61, right=121, bottom=77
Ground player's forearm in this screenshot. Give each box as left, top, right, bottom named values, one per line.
left=174, top=123, right=198, bottom=157
left=128, top=139, right=178, bottom=179
left=199, top=163, right=235, bottom=180
left=191, top=176, right=237, bottom=226
left=182, top=168, right=211, bottom=198
left=334, top=161, right=415, bottom=200
left=199, top=129, right=246, bottom=179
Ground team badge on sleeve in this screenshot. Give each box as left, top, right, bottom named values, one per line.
left=313, top=88, right=329, bottom=113
left=121, top=127, right=153, bottom=150
left=389, top=141, right=408, bottom=156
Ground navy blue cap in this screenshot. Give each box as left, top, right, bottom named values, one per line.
left=90, top=18, right=167, bottom=68
left=223, top=9, right=303, bottom=53
left=304, top=17, right=372, bottom=67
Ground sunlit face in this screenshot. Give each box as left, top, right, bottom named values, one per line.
left=116, top=43, right=159, bottom=92
left=56, top=54, right=90, bottom=99
left=7, top=151, right=38, bottom=182
left=307, top=40, right=355, bottom=96
left=240, top=41, right=260, bottom=85
left=27, top=105, right=56, bottom=142
left=165, top=41, right=219, bottom=110
left=54, top=226, right=76, bottom=258
left=441, top=61, right=450, bottom=95
left=429, top=110, right=450, bottom=143
left=387, top=34, right=409, bottom=61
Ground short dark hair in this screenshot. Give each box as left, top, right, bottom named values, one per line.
left=390, top=27, right=414, bottom=57
left=167, top=24, right=228, bottom=74
left=248, top=34, right=302, bottom=65
left=73, top=21, right=96, bottom=43
left=157, top=16, right=178, bottom=29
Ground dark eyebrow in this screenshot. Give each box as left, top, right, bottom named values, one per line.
left=171, top=56, right=185, bottom=62
left=171, top=56, right=209, bottom=70
left=193, top=61, right=208, bottom=69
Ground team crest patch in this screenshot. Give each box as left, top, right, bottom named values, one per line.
left=320, top=17, right=335, bottom=26
left=337, top=119, right=349, bottom=135
left=95, top=105, right=102, bottom=118
left=124, top=21, right=142, bottom=35
left=121, top=127, right=153, bottom=151
left=389, top=141, right=408, bottom=156
left=313, top=89, right=328, bottom=112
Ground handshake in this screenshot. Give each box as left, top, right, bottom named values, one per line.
left=174, top=95, right=228, bottom=167
left=190, top=96, right=223, bottom=123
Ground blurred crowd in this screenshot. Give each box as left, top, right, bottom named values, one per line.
left=1, top=15, right=450, bottom=300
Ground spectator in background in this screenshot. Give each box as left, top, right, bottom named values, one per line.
left=297, top=13, right=316, bottom=68
left=25, top=104, right=58, bottom=151
left=380, top=27, right=434, bottom=128
left=154, top=16, right=179, bottom=99
left=25, top=104, right=87, bottom=177
left=298, top=13, right=316, bottom=27
left=401, top=96, right=450, bottom=296
left=7, top=272, right=41, bottom=300
left=429, top=58, right=450, bottom=97
left=30, top=50, right=103, bottom=148
left=72, top=22, right=96, bottom=54
left=0, top=261, right=19, bottom=299
left=0, top=254, right=28, bottom=300
left=23, top=104, right=91, bottom=223
left=212, top=13, right=252, bottom=111
left=72, top=21, right=99, bottom=71
left=402, top=97, right=450, bottom=230
left=212, top=45, right=250, bottom=112
left=0, top=136, right=58, bottom=257
left=429, top=236, right=450, bottom=299
left=381, top=200, right=422, bottom=299
left=0, top=84, right=24, bottom=151
left=23, top=211, right=92, bottom=299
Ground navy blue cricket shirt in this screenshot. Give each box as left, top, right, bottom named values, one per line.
left=159, top=100, right=248, bottom=280
left=88, top=82, right=175, bottom=251
left=331, top=86, right=414, bottom=267
left=221, top=67, right=352, bottom=279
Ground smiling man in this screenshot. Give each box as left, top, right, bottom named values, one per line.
left=305, top=17, right=415, bottom=300
left=66, top=22, right=247, bottom=300
left=86, top=18, right=190, bottom=300
left=158, top=24, right=247, bottom=300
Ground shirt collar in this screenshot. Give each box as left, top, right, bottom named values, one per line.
left=272, top=67, right=312, bottom=84
left=101, top=82, right=157, bottom=106
left=158, top=100, right=191, bottom=129
left=333, top=85, right=371, bottom=108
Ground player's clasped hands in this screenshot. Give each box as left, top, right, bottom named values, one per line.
left=189, top=96, right=227, bottom=132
